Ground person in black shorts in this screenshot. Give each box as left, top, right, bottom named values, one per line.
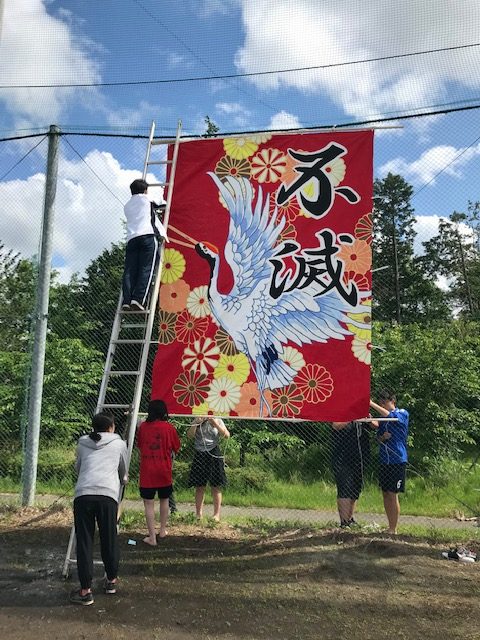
left=370, top=391, right=409, bottom=534
left=331, top=421, right=372, bottom=528
left=187, top=416, right=230, bottom=521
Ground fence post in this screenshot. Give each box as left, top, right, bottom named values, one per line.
left=22, top=125, right=60, bottom=506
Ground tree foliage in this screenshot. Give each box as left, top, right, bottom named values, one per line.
left=372, top=173, right=449, bottom=323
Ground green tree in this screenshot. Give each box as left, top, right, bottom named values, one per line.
left=373, top=173, right=449, bottom=323
left=372, top=321, right=480, bottom=464
left=422, top=206, right=480, bottom=317
left=203, top=115, right=219, bottom=137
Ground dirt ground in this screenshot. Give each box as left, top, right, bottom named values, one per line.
left=1, top=506, right=480, bottom=640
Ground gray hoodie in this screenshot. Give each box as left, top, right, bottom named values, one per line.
left=74, top=432, right=128, bottom=503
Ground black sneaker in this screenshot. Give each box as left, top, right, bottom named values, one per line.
left=70, top=589, right=94, bottom=606
left=340, top=520, right=350, bottom=528
left=130, top=300, right=145, bottom=312
left=104, top=579, right=117, bottom=594
left=103, top=578, right=117, bottom=595
left=121, top=303, right=130, bottom=311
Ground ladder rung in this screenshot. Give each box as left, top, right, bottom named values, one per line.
left=148, top=182, right=167, bottom=188
left=101, top=403, right=132, bottom=409
left=147, top=160, right=172, bottom=166
left=113, top=339, right=148, bottom=344
left=109, top=370, right=141, bottom=376
left=121, top=323, right=147, bottom=329
left=151, top=138, right=175, bottom=146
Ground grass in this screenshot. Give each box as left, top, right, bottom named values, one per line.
left=2, top=466, right=480, bottom=519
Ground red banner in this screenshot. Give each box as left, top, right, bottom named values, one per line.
left=151, top=131, right=373, bottom=421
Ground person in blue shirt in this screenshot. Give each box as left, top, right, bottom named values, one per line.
left=370, top=390, right=409, bottom=534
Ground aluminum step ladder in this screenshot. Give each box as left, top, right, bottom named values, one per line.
left=62, top=120, right=182, bottom=577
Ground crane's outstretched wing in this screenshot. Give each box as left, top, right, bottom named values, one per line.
left=208, top=173, right=285, bottom=305
left=249, top=286, right=369, bottom=388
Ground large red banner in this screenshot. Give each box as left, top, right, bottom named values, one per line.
left=151, top=131, right=373, bottom=421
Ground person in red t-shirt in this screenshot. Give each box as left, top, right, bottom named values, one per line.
left=136, top=400, right=180, bottom=545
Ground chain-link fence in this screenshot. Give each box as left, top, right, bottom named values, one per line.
left=1, top=110, right=480, bottom=526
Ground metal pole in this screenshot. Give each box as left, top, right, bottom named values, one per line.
left=22, top=125, right=60, bottom=506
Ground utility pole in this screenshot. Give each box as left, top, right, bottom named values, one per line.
left=22, top=125, right=60, bottom=506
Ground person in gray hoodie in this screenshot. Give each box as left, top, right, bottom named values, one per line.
left=70, top=412, right=128, bottom=606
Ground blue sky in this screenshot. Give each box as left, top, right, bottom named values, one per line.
left=0, top=0, right=480, bottom=279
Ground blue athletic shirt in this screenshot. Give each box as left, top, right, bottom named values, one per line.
left=377, top=408, right=409, bottom=464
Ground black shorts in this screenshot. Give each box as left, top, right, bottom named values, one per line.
left=140, top=485, right=173, bottom=500
left=379, top=463, right=406, bottom=493
left=332, top=460, right=363, bottom=500
left=188, top=448, right=227, bottom=488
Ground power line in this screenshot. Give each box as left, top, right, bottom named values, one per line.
left=1, top=101, right=480, bottom=144
left=1, top=42, right=479, bottom=89
left=62, top=136, right=125, bottom=206
left=412, top=131, right=480, bottom=200
left=0, top=135, right=47, bottom=181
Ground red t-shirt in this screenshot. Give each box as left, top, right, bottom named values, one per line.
left=136, top=420, right=181, bottom=488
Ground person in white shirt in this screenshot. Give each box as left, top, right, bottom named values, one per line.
left=122, top=179, right=168, bottom=311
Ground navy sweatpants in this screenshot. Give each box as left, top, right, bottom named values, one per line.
left=122, top=234, right=160, bottom=306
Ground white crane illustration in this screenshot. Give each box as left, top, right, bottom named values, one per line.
left=191, top=173, right=369, bottom=413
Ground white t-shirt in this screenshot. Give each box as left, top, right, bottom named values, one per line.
left=124, top=193, right=168, bottom=242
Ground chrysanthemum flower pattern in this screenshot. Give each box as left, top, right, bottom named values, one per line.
left=215, top=155, right=251, bottom=180
left=271, top=384, right=304, bottom=417
left=182, top=337, right=220, bottom=376
left=158, top=310, right=177, bottom=345
left=161, top=248, right=186, bottom=284
left=186, top=285, right=211, bottom=318
left=355, top=212, right=373, bottom=244
left=351, top=337, right=372, bottom=365
left=159, top=278, right=190, bottom=313
left=295, top=364, right=334, bottom=404
left=347, top=300, right=372, bottom=341
left=279, top=346, right=305, bottom=373
left=337, top=239, right=371, bottom=275
left=214, top=353, right=250, bottom=386
left=172, top=369, right=210, bottom=407
left=215, top=328, right=239, bottom=356
left=175, top=310, right=209, bottom=344
left=207, top=376, right=241, bottom=414
left=237, top=382, right=273, bottom=418
left=251, top=148, right=286, bottom=183
left=223, top=137, right=258, bottom=160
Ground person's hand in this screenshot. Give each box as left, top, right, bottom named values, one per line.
left=379, top=431, right=391, bottom=442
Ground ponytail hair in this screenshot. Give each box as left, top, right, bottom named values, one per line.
left=146, top=399, right=169, bottom=422
left=88, top=412, right=115, bottom=442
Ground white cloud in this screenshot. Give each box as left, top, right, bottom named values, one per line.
left=234, top=0, right=480, bottom=120
left=268, top=111, right=302, bottom=131
left=105, top=101, right=163, bottom=130
left=379, top=143, right=480, bottom=185
left=414, top=213, right=473, bottom=254
left=0, top=149, right=165, bottom=283
left=0, top=0, right=101, bottom=127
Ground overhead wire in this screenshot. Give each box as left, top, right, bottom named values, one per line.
left=0, top=41, right=478, bottom=89
left=0, top=135, right=47, bottom=182
left=62, top=136, right=125, bottom=206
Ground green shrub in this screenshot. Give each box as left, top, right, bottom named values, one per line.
left=227, top=466, right=274, bottom=493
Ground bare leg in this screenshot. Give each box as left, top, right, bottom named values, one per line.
left=383, top=491, right=400, bottom=533
left=195, top=486, right=206, bottom=519
left=212, top=486, right=222, bottom=521
left=337, top=498, right=352, bottom=524
left=349, top=499, right=357, bottom=521
left=159, top=498, right=169, bottom=538
left=143, top=499, right=157, bottom=545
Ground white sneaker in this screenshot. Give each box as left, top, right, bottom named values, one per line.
left=130, top=300, right=145, bottom=311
